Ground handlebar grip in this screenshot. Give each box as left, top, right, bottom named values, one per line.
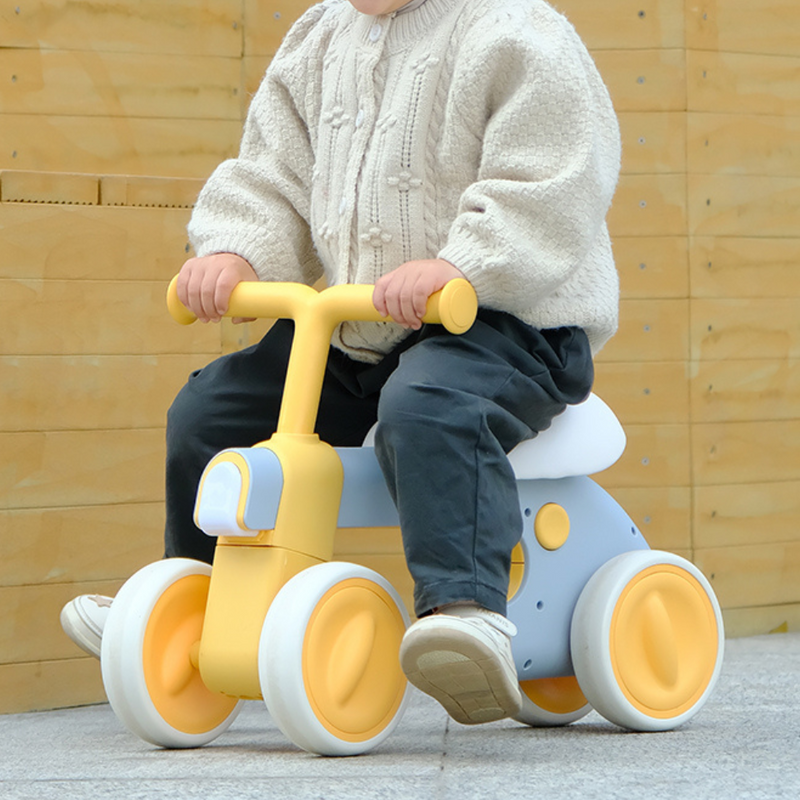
left=424, top=278, right=478, bottom=334
left=167, top=276, right=197, bottom=325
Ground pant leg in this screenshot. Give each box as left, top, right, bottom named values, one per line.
left=164, top=319, right=386, bottom=563
left=373, top=310, right=594, bottom=618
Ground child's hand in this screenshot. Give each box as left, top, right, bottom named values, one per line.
left=176, top=253, right=258, bottom=324
left=373, top=259, right=466, bottom=330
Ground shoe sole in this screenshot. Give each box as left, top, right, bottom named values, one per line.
left=400, top=623, right=522, bottom=725
left=60, top=604, right=102, bottom=659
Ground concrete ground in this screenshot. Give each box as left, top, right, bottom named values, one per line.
left=1, top=633, right=798, bottom=800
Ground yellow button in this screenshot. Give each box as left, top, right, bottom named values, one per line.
left=534, top=503, right=570, bottom=551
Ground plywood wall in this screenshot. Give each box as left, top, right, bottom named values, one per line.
left=1, top=1, right=248, bottom=714
left=682, top=0, right=800, bottom=638
left=569, top=0, right=800, bottom=640
left=1, top=0, right=244, bottom=176
left=1, top=0, right=798, bottom=714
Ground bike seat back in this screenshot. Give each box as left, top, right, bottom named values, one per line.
left=507, top=393, right=625, bottom=479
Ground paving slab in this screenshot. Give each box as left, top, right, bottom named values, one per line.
left=1, top=633, right=798, bottom=799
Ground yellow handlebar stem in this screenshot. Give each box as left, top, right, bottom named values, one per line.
left=167, top=277, right=478, bottom=435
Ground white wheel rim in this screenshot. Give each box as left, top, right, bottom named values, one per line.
left=101, top=559, right=242, bottom=748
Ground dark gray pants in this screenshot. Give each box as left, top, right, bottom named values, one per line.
left=165, top=310, right=593, bottom=616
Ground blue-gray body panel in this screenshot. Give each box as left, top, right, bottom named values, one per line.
left=221, top=445, right=398, bottom=531
left=508, top=476, right=649, bottom=679
left=335, top=447, right=399, bottom=528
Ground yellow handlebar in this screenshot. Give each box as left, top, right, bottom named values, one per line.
left=166, top=277, right=478, bottom=335
left=167, top=276, right=478, bottom=434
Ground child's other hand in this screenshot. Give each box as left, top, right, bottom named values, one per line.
left=373, top=259, right=466, bottom=330
left=176, top=253, right=258, bottom=324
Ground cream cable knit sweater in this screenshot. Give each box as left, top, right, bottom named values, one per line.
left=188, top=0, right=621, bottom=361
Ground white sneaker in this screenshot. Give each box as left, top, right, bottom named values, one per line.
left=60, top=595, right=112, bottom=658
left=399, top=605, right=522, bottom=725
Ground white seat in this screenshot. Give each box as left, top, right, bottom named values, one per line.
left=362, top=393, right=625, bottom=480
left=506, top=393, right=626, bottom=480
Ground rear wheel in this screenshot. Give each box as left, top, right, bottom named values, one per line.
left=571, top=551, right=724, bottom=731
left=514, top=676, right=592, bottom=727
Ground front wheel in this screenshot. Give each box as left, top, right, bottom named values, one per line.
left=101, top=559, right=242, bottom=748
left=571, top=550, right=724, bottom=732
left=259, top=562, right=410, bottom=756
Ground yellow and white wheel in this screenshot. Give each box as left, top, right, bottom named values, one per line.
left=571, top=550, right=724, bottom=731
left=514, top=676, right=592, bottom=727
left=259, top=562, right=410, bottom=756
left=101, top=559, right=242, bottom=748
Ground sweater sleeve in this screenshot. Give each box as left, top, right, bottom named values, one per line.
left=437, top=6, right=621, bottom=318
left=187, top=3, right=334, bottom=284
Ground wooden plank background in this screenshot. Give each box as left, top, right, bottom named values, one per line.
left=1, top=0, right=798, bottom=714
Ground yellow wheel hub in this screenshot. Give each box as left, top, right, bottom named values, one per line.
left=520, top=676, right=587, bottom=715
left=302, top=578, right=407, bottom=743
left=143, top=574, right=239, bottom=734
left=507, top=543, right=525, bottom=600
left=610, top=564, right=719, bottom=719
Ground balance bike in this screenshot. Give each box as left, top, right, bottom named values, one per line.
left=100, top=277, right=724, bottom=756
